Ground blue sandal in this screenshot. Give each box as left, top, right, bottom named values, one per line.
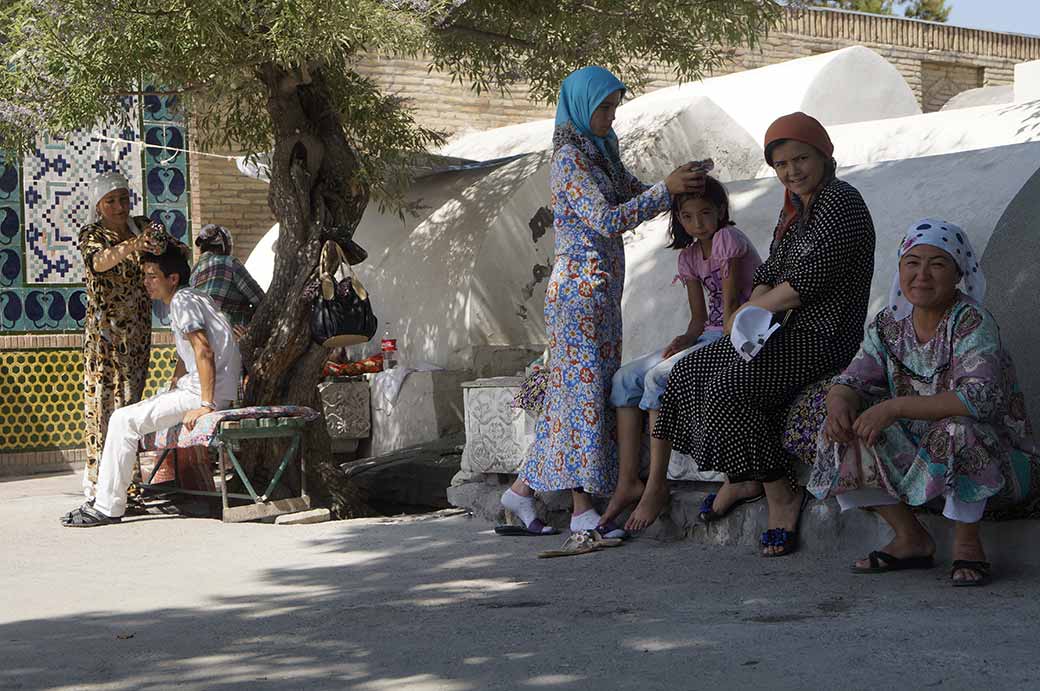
left=760, top=491, right=811, bottom=558
left=698, top=491, right=765, bottom=524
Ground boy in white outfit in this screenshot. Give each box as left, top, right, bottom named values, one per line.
left=62, top=246, right=242, bottom=527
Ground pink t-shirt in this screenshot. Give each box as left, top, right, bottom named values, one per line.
left=675, top=225, right=763, bottom=331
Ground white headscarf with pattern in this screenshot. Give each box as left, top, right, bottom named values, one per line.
left=888, top=218, right=986, bottom=321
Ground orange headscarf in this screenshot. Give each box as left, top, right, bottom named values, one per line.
left=763, top=112, right=834, bottom=240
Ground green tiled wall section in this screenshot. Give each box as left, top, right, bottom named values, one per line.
left=0, top=346, right=177, bottom=452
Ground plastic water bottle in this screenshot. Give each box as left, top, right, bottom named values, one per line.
left=381, top=326, right=398, bottom=371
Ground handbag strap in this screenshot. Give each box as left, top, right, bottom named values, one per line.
left=319, top=239, right=370, bottom=301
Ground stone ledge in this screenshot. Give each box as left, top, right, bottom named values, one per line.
left=448, top=477, right=1040, bottom=567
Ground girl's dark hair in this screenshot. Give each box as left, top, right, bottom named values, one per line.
left=667, top=175, right=734, bottom=250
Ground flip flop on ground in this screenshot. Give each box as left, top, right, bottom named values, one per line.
left=537, top=530, right=623, bottom=558
left=850, top=550, right=934, bottom=574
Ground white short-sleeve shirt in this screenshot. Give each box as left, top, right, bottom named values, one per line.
left=169, top=288, right=242, bottom=404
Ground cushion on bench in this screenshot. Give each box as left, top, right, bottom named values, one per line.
left=141, top=405, right=320, bottom=451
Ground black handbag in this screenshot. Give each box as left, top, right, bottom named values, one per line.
left=310, top=240, right=378, bottom=348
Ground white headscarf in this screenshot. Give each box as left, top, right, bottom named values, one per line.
left=888, top=218, right=986, bottom=321
left=87, top=172, right=133, bottom=225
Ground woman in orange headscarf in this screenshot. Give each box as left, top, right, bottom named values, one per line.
left=648, top=113, right=876, bottom=556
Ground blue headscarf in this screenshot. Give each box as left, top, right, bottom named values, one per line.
left=554, top=66, right=626, bottom=163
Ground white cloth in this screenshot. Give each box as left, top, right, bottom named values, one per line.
left=93, top=388, right=232, bottom=517
left=87, top=172, right=131, bottom=224
left=835, top=487, right=987, bottom=524
left=888, top=218, right=986, bottom=321
left=169, top=288, right=242, bottom=403
left=371, top=362, right=443, bottom=409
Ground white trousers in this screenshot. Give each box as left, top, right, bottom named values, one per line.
left=836, top=487, right=987, bottom=524
left=93, top=387, right=204, bottom=518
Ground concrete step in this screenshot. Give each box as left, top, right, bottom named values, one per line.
left=447, top=477, right=1040, bottom=568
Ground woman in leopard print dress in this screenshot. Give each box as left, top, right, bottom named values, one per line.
left=78, top=172, right=165, bottom=503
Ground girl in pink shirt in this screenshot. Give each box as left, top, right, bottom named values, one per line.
left=600, top=176, right=763, bottom=534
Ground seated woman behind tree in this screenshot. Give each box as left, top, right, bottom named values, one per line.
left=191, top=224, right=265, bottom=331
left=808, top=219, right=1040, bottom=586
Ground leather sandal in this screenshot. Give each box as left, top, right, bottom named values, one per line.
left=851, top=550, right=934, bottom=574
left=951, top=560, right=992, bottom=587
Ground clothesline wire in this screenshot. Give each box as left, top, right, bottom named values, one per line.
left=90, top=132, right=258, bottom=164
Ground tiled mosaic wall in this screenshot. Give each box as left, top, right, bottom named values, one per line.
left=0, top=346, right=177, bottom=453
left=1, top=88, right=192, bottom=459
left=0, top=87, right=190, bottom=332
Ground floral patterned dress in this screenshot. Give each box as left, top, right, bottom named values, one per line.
left=519, top=129, right=670, bottom=495
left=807, top=297, right=1040, bottom=513
left=79, top=217, right=153, bottom=496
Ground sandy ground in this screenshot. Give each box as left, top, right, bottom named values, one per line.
left=3, top=472, right=1039, bottom=690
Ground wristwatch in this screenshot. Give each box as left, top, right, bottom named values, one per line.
left=200, top=400, right=216, bottom=410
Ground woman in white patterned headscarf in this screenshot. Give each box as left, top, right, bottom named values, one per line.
left=77, top=172, right=166, bottom=510
left=809, top=219, right=1040, bottom=586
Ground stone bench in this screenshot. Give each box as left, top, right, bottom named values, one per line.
left=449, top=375, right=831, bottom=531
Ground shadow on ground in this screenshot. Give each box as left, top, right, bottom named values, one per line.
left=3, top=505, right=1040, bottom=690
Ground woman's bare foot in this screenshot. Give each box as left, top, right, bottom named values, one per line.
left=624, top=482, right=669, bottom=532
left=951, top=524, right=987, bottom=584
left=709, top=480, right=764, bottom=515
left=852, top=530, right=935, bottom=570
left=600, top=478, right=645, bottom=527
left=761, top=484, right=806, bottom=557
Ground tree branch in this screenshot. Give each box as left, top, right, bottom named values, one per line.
left=437, top=23, right=535, bottom=49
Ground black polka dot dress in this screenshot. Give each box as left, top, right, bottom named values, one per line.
left=653, top=178, right=876, bottom=482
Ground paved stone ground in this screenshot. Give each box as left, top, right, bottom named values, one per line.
left=4, top=472, right=1040, bottom=690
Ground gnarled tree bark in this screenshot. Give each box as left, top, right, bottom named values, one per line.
left=238, top=63, right=370, bottom=517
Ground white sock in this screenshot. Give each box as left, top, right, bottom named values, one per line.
left=570, top=508, right=601, bottom=532
left=501, top=488, right=538, bottom=527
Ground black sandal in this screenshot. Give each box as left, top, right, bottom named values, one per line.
left=951, top=560, right=992, bottom=587
left=61, top=503, right=122, bottom=528
left=760, top=491, right=811, bottom=558
left=698, top=491, right=765, bottom=523
left=851, top=550, right=934, bottom=574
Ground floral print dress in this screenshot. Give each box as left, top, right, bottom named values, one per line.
left=519, top=132, right=670, bottom=495
left=807, top=297, right=1040, bottom=512
left=79, top=217, right=153, bottom=497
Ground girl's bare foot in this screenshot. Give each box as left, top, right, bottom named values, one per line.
left=600, top=479, right=644, bottom=527
left=624, top=482, right=669, bottom=532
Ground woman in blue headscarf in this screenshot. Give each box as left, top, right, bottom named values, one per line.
left=498, top=66, right=706, bottom=544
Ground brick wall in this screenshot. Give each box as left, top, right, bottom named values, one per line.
left=921, top=61, right=984, bottom=112
left=188, top=142, right=276, bottom=264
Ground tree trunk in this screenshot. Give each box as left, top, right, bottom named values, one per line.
left=238, top=63, right=370, bottom=517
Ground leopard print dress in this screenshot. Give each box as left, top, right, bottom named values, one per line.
left=79, top=216, right=153, bottom=497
